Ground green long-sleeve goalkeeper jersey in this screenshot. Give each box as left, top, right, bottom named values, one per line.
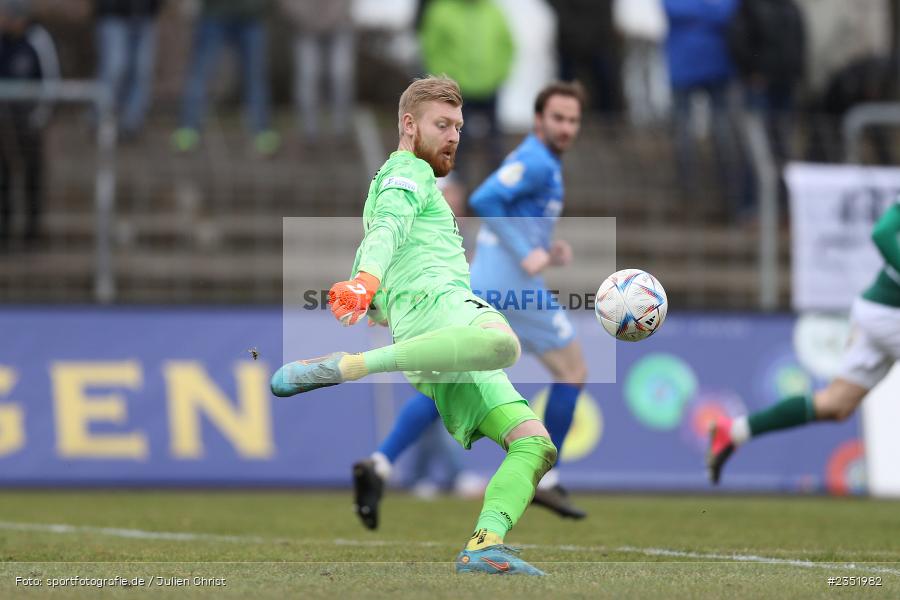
left=351, top=151, right=471, bottom=327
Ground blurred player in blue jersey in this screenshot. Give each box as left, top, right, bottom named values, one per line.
left=352, top=82, right=590, bottom=530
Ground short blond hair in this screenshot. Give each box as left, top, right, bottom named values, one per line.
left=397, top=76, right=463, bottom=135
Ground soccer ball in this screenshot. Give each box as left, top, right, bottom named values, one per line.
left=595, top=269, right=667, bottom=342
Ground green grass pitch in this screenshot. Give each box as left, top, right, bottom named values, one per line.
left=0, top=491, right=897, bottom=599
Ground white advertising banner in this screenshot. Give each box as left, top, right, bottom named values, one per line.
left=786, top=162, right=899, bottom=312
left=863, top=364, right=900, bottom=498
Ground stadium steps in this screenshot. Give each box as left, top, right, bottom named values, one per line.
left=5, top=114, right=790, bottom=307
left=41, top=211, right=791, bottom=262
left=6, top=210, right=790, bottom=307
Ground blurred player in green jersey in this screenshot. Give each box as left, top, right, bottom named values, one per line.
left=709, top=199, right=900, bottom=484
left=272, top=76, right=555, bottom=575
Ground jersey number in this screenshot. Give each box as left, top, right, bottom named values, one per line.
left=465, top=298, right=490, bottom=309
left=553, top=311, right=573, bottom=340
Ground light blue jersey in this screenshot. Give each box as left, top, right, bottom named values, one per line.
left=470, top=133, right=563, bottom=258
left=468, top=134, right=575, bottom=355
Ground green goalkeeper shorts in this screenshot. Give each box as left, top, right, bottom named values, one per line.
left=392, top=288, right=535, bottom=449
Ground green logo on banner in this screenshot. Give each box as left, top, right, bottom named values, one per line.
left=625, top=354, right=698, bottom=430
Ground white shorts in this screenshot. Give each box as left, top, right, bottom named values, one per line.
left=839, top=297, right=900, bottom=389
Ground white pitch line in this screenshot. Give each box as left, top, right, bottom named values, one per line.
left=613, top=546, right=900, bottom=576
left=1, top=521, right=897, bottom=576
left=0, top=521, right=279, bottom=544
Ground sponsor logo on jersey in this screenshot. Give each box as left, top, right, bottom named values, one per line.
left=477, top=227, right=499, bottom=246
left=498, top=161, right=525, bottom=187
left=381, top=176, right=418, bottom=193
left=544, top=199, right=563, bottom=218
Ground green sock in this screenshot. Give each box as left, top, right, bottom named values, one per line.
left=748, top=395, right=816, bottom=438
left=474, top=436, right=557, bottom=538
left=362, top=325, right=519, bottom=375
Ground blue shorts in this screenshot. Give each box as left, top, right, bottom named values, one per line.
left=469, top=245, right=576, bottom=356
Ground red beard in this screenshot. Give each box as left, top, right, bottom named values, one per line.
left=414, top=132, right=456, bottom=177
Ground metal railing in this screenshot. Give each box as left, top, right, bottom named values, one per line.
left=0, top=80, right=117, bottom=302
left=844, top=102, right=900, bottom=164
left=741, top=112, right=779, bottom=311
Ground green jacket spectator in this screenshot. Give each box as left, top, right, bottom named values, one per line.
left=419, top=0, right=514, bottom=101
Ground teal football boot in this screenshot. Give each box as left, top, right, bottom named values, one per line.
left=456, top=545, right=546, bottom=576
left=270, top=352, right=348, bottom=397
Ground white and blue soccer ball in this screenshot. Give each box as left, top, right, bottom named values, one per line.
left=595, top=269, right=668, bottom=342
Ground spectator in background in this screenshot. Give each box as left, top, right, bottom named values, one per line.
left=811, top=55, right=899, bottom=164
left=279, top=0, right=355, bottom=144
left=548, top=0, right=622, bottom=114
left=419, top=0, right=514, bottom=180
left=663, top=0, right=743, bottom=218
left=613, top=0, right=670, bottom=126
left=172, top=0, right=279, bottom=157
left=793, top=0, right=890, bottom=97
left=0, top=0, right=58, bottom=248
left=729, top=0, right=805, bottom=165
left=413, top=0, right=433, bottom=30
left=94, top=0, right=162, bottom=139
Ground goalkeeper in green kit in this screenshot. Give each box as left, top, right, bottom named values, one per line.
left=272, top=76, right=555, bottom=576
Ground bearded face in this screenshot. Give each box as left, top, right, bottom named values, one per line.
left=407, top=101, right=463, bottom=177
left=414, top=129, right=456, bottom=177
left=535, top=95, right=582, bottom=156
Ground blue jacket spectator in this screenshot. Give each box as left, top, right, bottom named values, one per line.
left=663, top=0, right=737, bottom=89
left=663, top=0, right=746, bottom=222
